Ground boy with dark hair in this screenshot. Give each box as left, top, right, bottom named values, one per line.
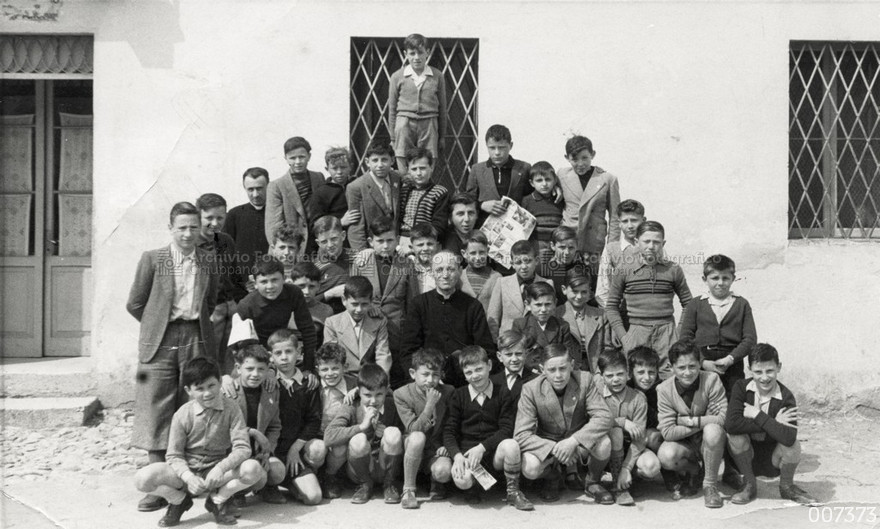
left=441, top=191, right=478, bottom=257
left=389, top=33, right=447, bottom=172
left=350, top=215, right=419, bottom=387
left=290, top=262, right=334, bottom=328
left=459, top=231, right=501, bottom=313
left=487, top=240, right=553, bottom=340
left=312, top=215, right=351, bottom=314
left=393, top=348, right=455, bottom=508
left=224, top=167, right=270, bottom=269
left=538, top=225, right=590, bottom=307
left=625, top=346, right=664, bottom=483
left=309, top=147, right=360, bottom=234
left=490, top=330, right=537, bottom=402
left=134, top=357, right=261, bottom=526
left=231, top=344, right=286, bottom=505
left=522, top=161, right=564, bottom=263
left=127, top=201, right=219, bottom=513
left=313, top=343, right=358, bottom=498
left=266, top=136, right=325, bottom=252
left=556, top=135, right=621, bottom=285
left=555, top=270, right=606, bottom=374
left=236, top=256, right=317, bottom=373
left=268, top=224, right=303, bottom=281
left=266, top=330, right=325, bottom=505
left=346, top=140, right=400, bottom=250
left=323, top=275, right=391, bottom=376
left=681, top=254, right=757, bottom=396
left=407, top=222, right=441, bottom=293
left=606, top=220, right=693, bottom=379
left=656, top=339, right=728, bottom=508
left=593, top=349, right=648, bottom=506
left=400, top=250, right=497, bottom=388
left=725, top=344, right=815, bottom=505
left=399, top=148, right=449, bottom=246
left=512, top=282, right=580, bottom=367
left=324, top=363, right=405, bottom=504
left=196, top=193, right=248, bottom=373
left=465, top=124, right=532, bottom=223
left=438, top=346, right=534, bottom=510
left=595, top=198, right=645, bottom=308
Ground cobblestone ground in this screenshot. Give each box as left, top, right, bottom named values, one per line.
left=2, top=408, right=144, bottom=481
left=3, top=407, right=879, bottom=491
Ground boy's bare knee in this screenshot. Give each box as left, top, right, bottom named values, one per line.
left=431, top=458, right=452, bottom=482
left=657, top=443, right=678, bottom=468
left=349, top=433, right=370, bottom=456
left=521, top=455, right=543, bottom=480
left=497, top=438, right=519, bottom=457
left=727, top=433, right=751, bottom=453
left=703, top=423, right=725, bottom=446
left=301, top=489, right=322, bottom=506
left=453, top=475, right=474, bottom=490
left=637, top=454, right=661, bottom=479
left=406, top=432, right=426, bottom=453
left=593, top=435, right=612, bottom=459
left=383, top=426, right=402, bottom=447
left=240, top=459, right=265, bottom=485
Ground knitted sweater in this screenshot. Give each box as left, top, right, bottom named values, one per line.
left=398, top=181, right=449, bottom=238
left=679, top=296, right=757, bottom=361
left=605, top=257, right=693, bottom=339
left=443, top=383, right=515, bottom=456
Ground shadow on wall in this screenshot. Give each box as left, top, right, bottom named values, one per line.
left=100, top=0, right=183, bottom=69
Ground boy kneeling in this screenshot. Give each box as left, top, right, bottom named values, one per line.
left=324, top=363, right=404, bottom=504
left=438, top=346, right=534, bottom=510
left=725, top=343, right=816, bottom=505
left=134, top=357, right=262, bottom=526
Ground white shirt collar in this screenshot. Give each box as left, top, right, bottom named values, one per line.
left=277, top=368, right=304, bottom=387
left=620, top=237, right=635, bottom=250
left=700, top=292, right=738, bottom=303
left=321, top=377, right=348, bottom=394
left=468, top=381, right=494, bottom=401
left=746, top=380, right=783, bottom=401
left=403, top=64, right=433, bottom=77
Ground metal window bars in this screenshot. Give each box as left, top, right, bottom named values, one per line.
left=350, top=37, right=479, bottom=192
left=789, top=41, right=880, bottom=239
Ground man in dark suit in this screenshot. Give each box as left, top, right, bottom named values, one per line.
left=126, top=201, right=218, bottom=512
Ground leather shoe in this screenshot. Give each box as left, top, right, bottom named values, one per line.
left=351, top=482, right=372, bottom=504
left=205, top=496, right=237, bottom=525
left=401, top=488, right=419, bottom=509
left=585, top=482, right=614, bottom=505
left=703, top=485, right=723, bottom=509
left=779, top=484, right=817, bottom=505
left=138, top=494, right=168, bottom=513
left=157, top=495, right=192, bottom=527
left=507, top=490, right=534, bottom=511
left=259, top=485, right=287, bottom=504
left=731, top=479, right=757, bottom=504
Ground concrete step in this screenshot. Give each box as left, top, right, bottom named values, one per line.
left=1, top=357, right=97, bottom=398
left=0, top=397, right=102, bottom=428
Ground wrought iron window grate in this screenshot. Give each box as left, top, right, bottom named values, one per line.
left=350, top=37, right=478, bottom=192
left=789, top=41, right=880, bottom=239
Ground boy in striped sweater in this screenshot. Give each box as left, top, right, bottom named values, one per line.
left=523, top=161, right=564, bottom=265
left=399, top=148, right=449, bottom=251
left=605, top=220, right=692, bottom=380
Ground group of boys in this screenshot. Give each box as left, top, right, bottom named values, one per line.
left=127, top=33, right=817, bottom=527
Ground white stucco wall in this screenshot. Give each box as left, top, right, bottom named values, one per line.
left=5, top=0, right=879, bottom=409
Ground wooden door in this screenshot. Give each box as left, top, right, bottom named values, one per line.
left=0, top=78, right=93, bottom=357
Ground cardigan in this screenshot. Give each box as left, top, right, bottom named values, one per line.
left=323, top=397, right=404, bottom=448
left=397, top=181, right=449, bottom=238
left=679, top=295, right=757, bottom=362
left=656, top=371, right=727, bottom=442
left=443, top=383, right=516, bottom=457
left=725, top=378, right=797, bottom=447
left=388, top=65, right=447, bottom=137
left=275, top=373, right=323, bottom=457
left=309, top=181, right=348, bottom=227
left=234, top=385, right=282, bottom=455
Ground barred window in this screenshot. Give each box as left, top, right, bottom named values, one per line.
left=789, top=41, right=880, bottom=239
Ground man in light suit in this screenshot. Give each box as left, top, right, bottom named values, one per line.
left=126, top=202, right=218, bottom=512
left=514, top=347, right=614, bottom=503
left=323, top=276, right=391, bottom=376
left=265, top=136, right=326, bottom=256
left=557, top=135, right=621, bottom=284
left=346, top=140, right=400, bottom=251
